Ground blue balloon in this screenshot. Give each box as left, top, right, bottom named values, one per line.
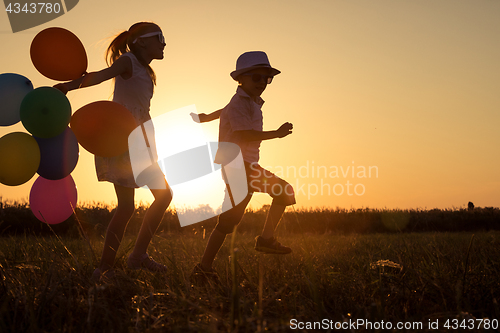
left=35, top=127, right=79, bottom=180
left=0, top=73, right=34, bottom=126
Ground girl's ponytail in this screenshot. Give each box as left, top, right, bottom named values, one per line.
left=105, top=31, right=130, bottom=67
left=104, top=22, right=158, bottom=86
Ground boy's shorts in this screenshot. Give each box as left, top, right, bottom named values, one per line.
left=215, top=162, right=295, bottom=234
left=245, top=162, right=295, bottom=206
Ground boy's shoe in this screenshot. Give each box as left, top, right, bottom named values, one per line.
left=127, top=253, right=168, bottom=273
left=190, top=263, right=221, bottom=286
left=255, top=236, right=292, bottom=254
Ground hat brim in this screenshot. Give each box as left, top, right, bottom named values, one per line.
left=230, top=65, right=281, bottom=80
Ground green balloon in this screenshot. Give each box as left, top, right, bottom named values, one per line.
left=20, top=86, right=71, bottom=138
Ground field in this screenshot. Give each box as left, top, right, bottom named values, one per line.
left=1, top=201, right=500, bottom=332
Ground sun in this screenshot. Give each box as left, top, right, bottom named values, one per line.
left=148, top=105, right=227, bottom=222
left=151, top=105, right=207, bottom=158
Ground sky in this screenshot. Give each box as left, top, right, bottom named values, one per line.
left=1, top=0, right=500, bottom=211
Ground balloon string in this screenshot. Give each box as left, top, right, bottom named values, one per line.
left=70, top=202, right=98, bottom=264
left=39, top=209, right=82, bottom=270
left=77, top=71, right=89, bottom=89
left=141, top=123, right=156, bottom=163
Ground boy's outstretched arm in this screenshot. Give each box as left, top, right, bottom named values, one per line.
left=190, top=109, right=222, bottom=123
left=235, top=122, right=293, bottom=142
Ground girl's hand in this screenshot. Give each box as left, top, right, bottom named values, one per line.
left=276, top=122, right=293, bottom=138
left=53, top=83, right=69, bottom=95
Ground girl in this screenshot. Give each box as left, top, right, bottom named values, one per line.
left=55, top=22, right=172, bottom=279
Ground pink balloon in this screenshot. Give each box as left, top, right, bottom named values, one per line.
left=29, top=175, right=77, bottom=224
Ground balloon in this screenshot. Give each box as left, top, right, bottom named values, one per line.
left=20, top=86, right=71, bottom=138
left=30, top=27, right=87, bottom=81
left=0, top=132, right=40, bottom=186
left=35, top=127, right=79, bottom=180
left=0, top=73, right=34, bottom=126
left=29, top=175, right=77, bottom=224
left=70, top=101, right=137, bottom=157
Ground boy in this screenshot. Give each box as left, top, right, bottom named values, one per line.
left=192, top=51, right=295, bottom=280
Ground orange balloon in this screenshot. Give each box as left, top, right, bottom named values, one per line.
left=70, top=101, right=137, bottom=157
left=30, top=27, right=88, bottom=81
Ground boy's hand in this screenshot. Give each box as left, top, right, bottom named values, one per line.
left=276, top=122, right=293, bottom=138
left=190, top=112, right=201, bottom=123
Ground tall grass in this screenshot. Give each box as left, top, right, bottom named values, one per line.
left=2, top=200, right=500, bottom=237
left=1, top=200, right=500, bottom=331
left=1, top=230, right=500, bottom=332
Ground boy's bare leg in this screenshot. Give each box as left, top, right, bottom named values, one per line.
left=261, top=202, right=286, bottom=239
left=200, top=194, right=251, bottom=270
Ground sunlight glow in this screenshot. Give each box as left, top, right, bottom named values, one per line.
left=152, top=105, right=207, bottom=158
left=128, top=105, right=249, bottom=226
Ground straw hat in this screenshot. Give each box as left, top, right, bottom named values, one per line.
left=230, top=51, right=281, bottom=80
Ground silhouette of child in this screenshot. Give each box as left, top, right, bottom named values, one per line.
left=191, top=51, right=296, bottom=281
left=54, top=22, right=172, bottom=280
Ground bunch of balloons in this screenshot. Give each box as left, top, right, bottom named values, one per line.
left=1, top=27, right=139, bottom=225
left=0, top=27, right=85, bottom=224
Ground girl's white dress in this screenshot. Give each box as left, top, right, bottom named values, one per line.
left=95, top=52, right=154, bottom=188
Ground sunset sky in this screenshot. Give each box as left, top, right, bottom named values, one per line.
left=1, top=0, right=500, bottom=211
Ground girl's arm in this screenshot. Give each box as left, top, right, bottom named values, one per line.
left=191, top=109, right=222, bottom=123
left=54, top=56, right=132, bottom=94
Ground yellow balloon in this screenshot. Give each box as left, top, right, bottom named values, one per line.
left=0, top=132, right=40, bottom=186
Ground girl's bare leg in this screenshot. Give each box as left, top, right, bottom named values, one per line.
left=98, top=185, right=135, bottom=272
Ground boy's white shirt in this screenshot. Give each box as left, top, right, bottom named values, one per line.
left=218, top=87, right=264, bottom=164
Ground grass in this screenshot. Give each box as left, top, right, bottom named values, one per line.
left=1, top=228, right=500, bottom=332
left=2, top=200, right=500, bottom=237
left=1, top=200, right=500, bottom=331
